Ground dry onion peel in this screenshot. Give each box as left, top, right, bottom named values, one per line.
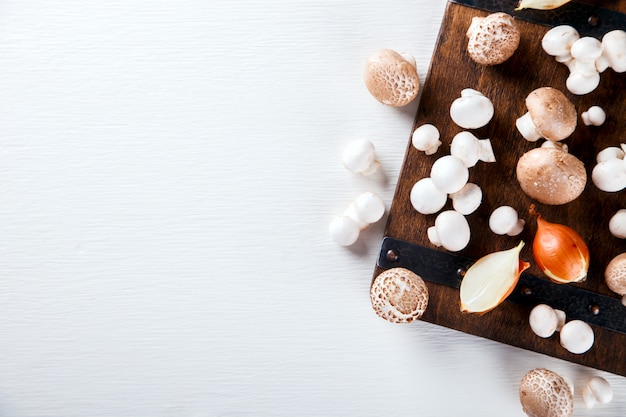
left=530, top=206, right=589, bottom=283
left=460, top=241, right=530, bottom=314
left=515, top=0, right=572, bottom=10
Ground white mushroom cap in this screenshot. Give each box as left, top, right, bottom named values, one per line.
left=449, top=182, right=482, bottom=215
left=605, top=253, right=626, bottom=295
left=592, top=158, right=626, bottom=192
left=410, top=177, right=447, bottom=215
left=364, top=49, right=420, bottom=106
left=581, top=105, right=606, bottom=126
left=602, top=29, right=626, bottom=72
left=412, top=124, right=441, bottom=155
left=430, top=155, right=469, bottom=194
left=570, top=37, right=603, bottom=61
left=519, top=368, right=574, bottom=417
left=566, top=69, right=600, bottom=95
left=582, top=376, right=613, bottom=409
left=450, top=89, right=494, bottom=129
left=466, top=12, right=520, bottom=66
left=609, top=209, right=626, bottom=239
left=489, top=205, right=525, bottom=236
left=597, top=146, right=625, bottom=162
left=450, top=131, right=496, bottom=167
left=542, top=25, right=580, bottom=60
left=353, top=192, right=385, bottom=224
left=529, top=304, right=558, bottom=338
left=342, top=139, right=380, bottom=175
left=560, top=320, right=594, bottom=354
left=370, top=267, right=429, bottom=323
left=329, top=215, right=360, bottom=246
left=427, top=210, right=470, bottom=252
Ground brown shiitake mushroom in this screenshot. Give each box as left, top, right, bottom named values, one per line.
left=516, top=147, right=586, bottom=205
left=364, top=49, right=420, bottom=107
left=370, top=267, right=428, bottom=323
left=519, top=368, right=573, bottom=417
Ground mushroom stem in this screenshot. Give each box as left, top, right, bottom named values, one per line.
left=516, top=112, right=542, bottom=141
left=478, top=138, right=496, bottom=162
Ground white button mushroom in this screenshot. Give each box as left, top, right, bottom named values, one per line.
left=581, top=376, right=613, bottom=409
left=559, top=319, right=594, bottom=354
left=329, top=192, right=385, bottom=246
left=430, top=155, right=469, bottom=194
left=601, top=29, right=626, bottom=72
left=609, top=209, right=626, bottom=239
left=597, top=146, right=625, bottom=162
left=563, top=37, right=603, bottom=95
left=581, top=105, right=606, bottom=126
left=410, top=177, right=447, bottom=215
left=566, top=69, right=601, bottom=95
left=542, top=25, right=580, bottom=62
left=450, top=131, right=496, bottom=167
left=342, top=139, right=380, bottom=175
left=592, top=158, right=626, bottom=192
left=529, top=304, right=558, bottom=338
left=519, top=368, right=574, bottom=417
left=516, top=87, right=577, bottom=142
left=449, top=89, right=494, bottom=129
left=489, top=206, right=525, bottom=236
left=554, top=309, right=566, bottom=332
left=364, top=49, right=420, bottom=107
left=466, top=12, right=520, bottom=66
left=449, top=182, right=482, bottom=215
left=427, top=210, right=471, bottom=252
left=605, top=253, right=626, bottom=296
left=411, top=124, right=442, bottom=155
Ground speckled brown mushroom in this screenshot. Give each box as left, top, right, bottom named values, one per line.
left=364, top=49, right=420, bottom=107
left=519, top=368, right=573, bottom=417
left=516, top=147, right=586, bottom=205
left=466, top=12, right=521, bottom=65
left=516, top=87, right=577, bottom=142
left=370, top=267, right=428, bottom=323
left=605, top=253, right=626, bottom=295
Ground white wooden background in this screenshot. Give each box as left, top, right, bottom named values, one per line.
left=0, top=1, right=624, bottom=416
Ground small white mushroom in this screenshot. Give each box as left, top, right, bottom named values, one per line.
left=364, top=49, right=420, bottom=106
left=554, top=309, right=566, bottom=331
left=566, top=70, right=601, bottom=95
left=601, top=29, right=626, bottom=72
left=542, top=25, right=580, bottom=62
left=541, top=139, right=568, bottom=153
left=605, top=253, right=626, bottom=296
left=489, top=206, right=525, bottom=236
left=410, top=177, right=447, bottom=215
left=581, top=105, right=606, bottom=126
left=427, top=210, right=471, bottom=252
left=430, top=155, right=469, bottom=194
left=592, top=158, right=626, bottom=192
left=450, top=131, right=496, bottom=167
left=329, top=192, right=385, bottom=246
left=449, top=89, right=494, bottom=129
left=529, top=304, right=558, bottom=338
left=597, top=146, right=625, bottom=162
left=449, top=182, right=482, bottom=215
left=412, top=124, right=441, bottom=155
left=328, top=215, right=360, bottom=246
left=559, top=319, right=594, bottom=354
left=342, top=139, right=380, bottom=175
left=466, top=12, right=520, bottom=66
left=609, top=209, right=626, bottom=238
left=516, top=87, right=576, bottom=142
left=581, top=376, right=613, bottom=409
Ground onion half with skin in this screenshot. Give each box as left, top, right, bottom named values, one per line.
left=531, top=207, right=589, bottom=283
left=460, top=241, right=530, bottom=314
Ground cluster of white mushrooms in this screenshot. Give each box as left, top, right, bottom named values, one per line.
left=528, top=303, right=595, bottom=354
left=542, top=26, right=626, bottom=95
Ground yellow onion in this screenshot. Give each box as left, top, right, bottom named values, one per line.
left=515, top=0, right=572, bottom=10
left=460, top=241, right=530, bottom=314
left=531, top=208, right=589, bottom=283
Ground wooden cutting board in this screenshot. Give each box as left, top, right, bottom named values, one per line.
left=374, top=0, right=626, bottom=376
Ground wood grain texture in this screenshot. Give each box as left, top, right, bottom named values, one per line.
left=377, top=0, right=626, bottom=376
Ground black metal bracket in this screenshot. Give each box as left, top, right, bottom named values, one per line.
left=377, top=237, right=626, bottom=335
left=450, top=0, right=626, bottom=38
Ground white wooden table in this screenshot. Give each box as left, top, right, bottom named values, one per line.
left=0, top=1, right=624, bottom=415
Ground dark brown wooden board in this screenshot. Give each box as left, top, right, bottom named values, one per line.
left=374, top=0, right=626, bottom=376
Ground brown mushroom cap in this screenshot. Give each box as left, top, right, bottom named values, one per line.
left=466, top=12, right=521, bottom=65
left=364, top=49, right=419, bottom=107
left=516, top=147, right=586, bottom=205
left=605, top=253, right=626, bottom=295
left=370, top=267, right=428, bottom=323
left=526, top=87, right=577, bottom=141
left=519, top=368, right=573, bottom=417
